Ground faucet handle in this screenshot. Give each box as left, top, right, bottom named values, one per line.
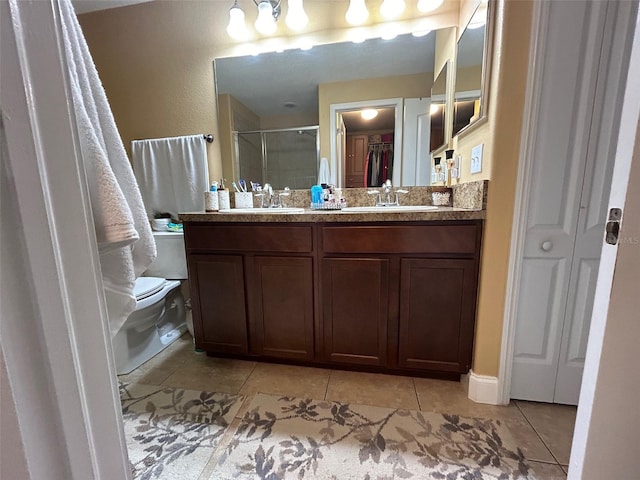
left=394, top=189, right=408, bottom=206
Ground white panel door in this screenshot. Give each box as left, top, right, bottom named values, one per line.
left=511, top=0, right=625, bottom=404
left=553, top=0, right=631, bottom=404
left=402, top=98, right=430, bottom=186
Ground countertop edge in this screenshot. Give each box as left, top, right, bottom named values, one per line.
left=179, top=207, right=485, bottom=223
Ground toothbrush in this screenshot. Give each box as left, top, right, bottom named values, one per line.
left=239, top=179, right=247, bottom=192
left=232, top=181, right=241, bottom=193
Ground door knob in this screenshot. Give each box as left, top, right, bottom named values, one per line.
left=541, top=241, right=553, bottom=252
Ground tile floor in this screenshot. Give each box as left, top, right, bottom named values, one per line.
left=120, top=333, right=577, bottom=480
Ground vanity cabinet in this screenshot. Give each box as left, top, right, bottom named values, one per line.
left=319, top=222, right=481, bottom=374
left=188, top=254, right=248, bottom=353
left=185, top=223, right=315, bottom=360
left=184, top=219, right=482, bottom=377
left=398, top=258, right=477, bottom=373
left=322, top=258, right=390, bottom=366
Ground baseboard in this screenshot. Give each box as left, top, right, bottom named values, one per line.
left=468, top=370, right=502, bottom=405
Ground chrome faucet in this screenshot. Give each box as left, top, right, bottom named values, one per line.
left=368, top=180, right=408, bottom=207
left=257, top=183, right=291, bottom=208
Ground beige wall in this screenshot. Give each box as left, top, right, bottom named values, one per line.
left=79, top=1, right=223, bottom=182
left=79, top=0, right=534, bottom=378
left=318, top=72, right=431, bottom=160
left=462, top=0, right=533, bottom=375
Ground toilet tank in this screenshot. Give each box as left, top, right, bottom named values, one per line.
left=144, top=231, right=187, bottom=280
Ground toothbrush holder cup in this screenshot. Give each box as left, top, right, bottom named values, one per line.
left=234, top=191, right=254, bottom=209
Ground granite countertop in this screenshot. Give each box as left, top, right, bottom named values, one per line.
left=179, top=206, right=485, bottom=223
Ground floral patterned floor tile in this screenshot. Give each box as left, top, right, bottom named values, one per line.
left=119, top=382, right=244, bottom=480
left=211, top=393, right=534, bottom=480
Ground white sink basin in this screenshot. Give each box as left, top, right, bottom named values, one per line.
left=219, top=207, right=305, bottom=214
left=341, top=205, right=440, bottom=213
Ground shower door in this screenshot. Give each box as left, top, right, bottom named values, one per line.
left=236, top=127, right=319, bottom=190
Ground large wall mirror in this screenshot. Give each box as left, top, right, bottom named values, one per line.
left=453, top=2, right=490, bottom=137
left=214, top=30, right=449, bottom=188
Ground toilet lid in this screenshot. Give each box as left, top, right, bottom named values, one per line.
left=134, top=277, right=166, bottom=300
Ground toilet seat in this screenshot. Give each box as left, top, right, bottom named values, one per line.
left=134, top=276, right=166, bottom=300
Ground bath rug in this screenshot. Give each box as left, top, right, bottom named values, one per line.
left=119, top=382, right=243, bottom=480
left=211, top=393, right=533, bottom=479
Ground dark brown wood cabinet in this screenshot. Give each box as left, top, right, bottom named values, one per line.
left=398, top=258, right=477, bottom=373
left=185, top=223, right=315, bottom=361
left=345, top=134, right=368, bottom=188
left=184, top=220, right=482, bottom=377
left=322, top=258, right=389, bottom=366
left=188, top=254, right=248, bottom=353
left=251, top=256, right=314, bottom=360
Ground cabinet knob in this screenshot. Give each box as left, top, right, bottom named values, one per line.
left=541, top=241, right=553, bottom=252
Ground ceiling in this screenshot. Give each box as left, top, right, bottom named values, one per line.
left=214, top=32, right=436, bottom=119
left=72, top=0, right=154, bottom=14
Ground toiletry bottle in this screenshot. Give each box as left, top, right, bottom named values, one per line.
left=310, top=184, right=323, bottom=209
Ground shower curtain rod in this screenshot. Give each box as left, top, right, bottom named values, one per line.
left=132, top=134, right=214, bottom=143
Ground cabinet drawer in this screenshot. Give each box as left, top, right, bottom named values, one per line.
left=185, top=224, right=313, bottom=253
left=322, top=224, right=479, bottom=254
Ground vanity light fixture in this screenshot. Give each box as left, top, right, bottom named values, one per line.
left=255, top=0, right=279, bottom=35
left=227, top=1, right=250, bottom=40
left=417, top=0, right=444, bottom=13
left=345, top=0, right=369, bottom=26
left=361, top=109, right=379, bottom=120
left=380, top=0, right=406, bottom=20
left=285, top=0, right=308, bottom=30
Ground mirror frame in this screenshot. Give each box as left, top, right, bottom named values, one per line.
left=452, top=0, right=495, bottom=139
left=330, top=98, right=403, bottom=188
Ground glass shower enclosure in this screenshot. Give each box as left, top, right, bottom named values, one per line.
left=234, top=126, right=319, bottom=190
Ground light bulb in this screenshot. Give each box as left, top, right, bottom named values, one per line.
left=380, top=0, right=405, bottom=20
left=417, top=0, right=444, bottom=13
left=255, top=0, right=277, bottom=35
left=345, top=0, right=368, bottom=26
left=227, top=1, right=249, bottom=40
left=361, top=109, right=378, bottom=120
left=286, top=0, right=308, bottom=30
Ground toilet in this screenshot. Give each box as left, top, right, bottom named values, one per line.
left=111, top=230, right=189, bottom=375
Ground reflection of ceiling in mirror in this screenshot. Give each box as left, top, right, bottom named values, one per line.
left=341, top=108, right=396, bottom=132
left=457, top=25, right=485, bottom=68
left=214, top=33, right=435, bottom=119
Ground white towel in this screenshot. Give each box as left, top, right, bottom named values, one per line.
left=318, top=156, right=331, bottom=185
left=131, top=135, right=209, bottom=220
left=59, top=0, right=156, bottom=336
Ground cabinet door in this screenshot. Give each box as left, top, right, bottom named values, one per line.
left=251, top=256, right=314, bottom=360
left=398, top=258, right=477, bottom=373
left=345, top=134, right=368, bottom=188
left=322, top=258, right=389, bottom=366
left=188, top=254, right=248, bottom=353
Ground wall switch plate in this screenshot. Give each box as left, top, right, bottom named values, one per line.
left=451, top=154, right=462, bottom=179
left=470, top=144, right=483, bottom=174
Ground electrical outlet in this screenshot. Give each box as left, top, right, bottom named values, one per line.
left=470, top=144, right=483, bottom=174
